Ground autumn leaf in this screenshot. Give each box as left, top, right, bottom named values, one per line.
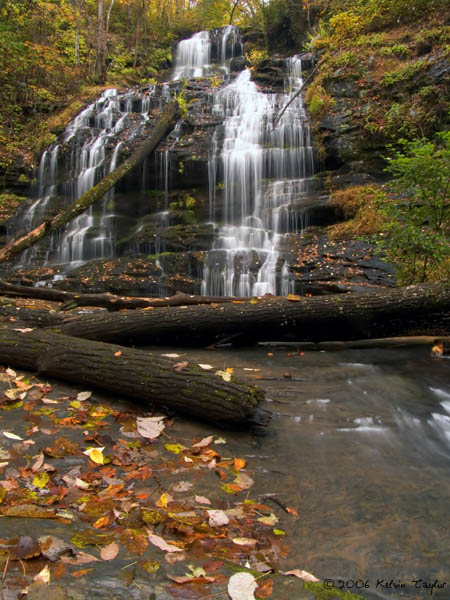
left=136, top=416, right=165, bottom=439
left=192, top=435, right=214, bottom=448
left=232, top=537, right=257, bottom=546
left=234, top=458, right=246, bottom=470
left=287, top=293, right=302, bottom=301
left=257, top=513, right=278, bottom=526
left=198, top=363, right=214, bottom=370
left=147, top=531, right=183, bottom=553
left=114, top=351, right=122, bottom=357
left=215, top=369, right=232, bottom=382
left=34, top=565, right=51, bottom=584
left=165, top=443, right=185, bottom=454
left=0, top=486, right=6, bottom=504
left=100, top=541, right=119, bottom=561
left=286, top=506, right=299, bottom=517
left=283, top=569, right=319, bottom=582
left=83, top=446, right=106, bottom=464
left=207, top=509, right=229, bottom=527
left=194, top=495, right=211, bottom=505
left=173, top=361, right=189, bottom=371
left=228, top=572, right=257, bottom=600
left=76, top=391, right=92, bottom=402
left=33, top=471, right=50, bottom=488
left=3, top=431, right=23, bottom=440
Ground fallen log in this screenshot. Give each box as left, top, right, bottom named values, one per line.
left=0, top=101, right=180, bottom=264
left=0, top=280, right=246, bottom=311
left=0, top=324, right=269, bottom=427
left=56, top=283, right=450, bottom=346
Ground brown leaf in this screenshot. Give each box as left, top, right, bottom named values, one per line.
left=173, top=361, right=189, bottom=371
left=283, top=569, right=319, bottom=582
left=167, top=574, right=216, bottom=584
left=192, top=436, right=214, bottom=448
left=100, top=541, right=119, bottom=561
left=38, top=536, right=73, bottom=561
left=7, top=535, right=41, bottom=560
left=256, top=577, right=274, bottom=598
left=72, top=568, right=94, bottom=578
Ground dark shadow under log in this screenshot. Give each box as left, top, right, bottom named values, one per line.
left=0, top=325, right=269, bottom=428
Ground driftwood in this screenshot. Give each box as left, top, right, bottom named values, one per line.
left=0, top=280, right=246, bottom=311
left=0, top=101, right=180, bottom=264
left=0, top=324, right=269, bottom=427
left=54, top=283, right=450, bottom=346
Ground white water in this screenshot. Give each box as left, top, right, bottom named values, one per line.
left=172, top=25, right=242, bottom=81
left=202, top=56, right=314, bottom=296
left=18, top=86, right=160, bottom=266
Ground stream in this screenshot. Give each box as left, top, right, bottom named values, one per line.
left=2, top=343, right=448, bottom=600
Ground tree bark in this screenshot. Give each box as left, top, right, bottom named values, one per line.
left=0, top=101, right=180, bottom=265
left=0, top=325, right=269, bottom=427
left=55, top=283, right=450, bottom=346
left=0, top=281, right=247, bottom=311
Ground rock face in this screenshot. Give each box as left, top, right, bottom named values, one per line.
left=3, top=27, right=402, bottom=296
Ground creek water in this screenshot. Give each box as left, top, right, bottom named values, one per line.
left=1, top=344, right=449, bottom=599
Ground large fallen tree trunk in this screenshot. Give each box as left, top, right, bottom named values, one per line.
left=0, top=101, right=180, bottom=264
left=56, top=283, right=450, bottom=346
left=0, top=280, right=245, bottom=311
left=0, top=324, right=269, bottom=427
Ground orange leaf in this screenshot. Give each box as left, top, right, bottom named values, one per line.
left=72, top=568, right=94, bottom=578
left=114, top=351, right=122, bottom=357
left=286, top=506, right=299, bottom=517
left=234, top=458, right=246, bottom=470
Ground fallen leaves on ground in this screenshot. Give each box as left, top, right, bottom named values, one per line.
left=0, top=364, right=309, bottom=598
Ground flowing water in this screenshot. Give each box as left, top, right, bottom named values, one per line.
left=15, top=86, right=163, bottom=266
left=1, top=345, right=449, bottom=599
left=201, top=56, right=315, bottom=296
left=12, top=26, right=315, bottom=296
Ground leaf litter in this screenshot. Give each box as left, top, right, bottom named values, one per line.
left=0, top=364, right=316, bottom=598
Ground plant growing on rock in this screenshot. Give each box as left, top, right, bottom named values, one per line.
left=375, top=132, right=450, bottom=284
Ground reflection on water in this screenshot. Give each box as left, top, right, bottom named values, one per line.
left=166, top=345, right=450, bottom=599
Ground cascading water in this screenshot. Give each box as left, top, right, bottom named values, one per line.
left=17, top=86, right=162, bottom=266
left=11, top=25, right=314, bottom=298
left=172, top=25, right=243, bottom=81
left=201, top=55, right=315, bottom=296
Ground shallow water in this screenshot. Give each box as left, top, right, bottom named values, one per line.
left=1, top=344, right=449, bottom=599
left=164, top=344, right=450, bottom=599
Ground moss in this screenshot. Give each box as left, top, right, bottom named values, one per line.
left=380, top=59, right=426, bottom=86
left=327, top=185, right=386, bottom=240
left=0, top=193, right=25, bottom=223
left=305, top=84, right=335, bottom=120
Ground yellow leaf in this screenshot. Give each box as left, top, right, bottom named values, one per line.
left=287, top=294, right=302, bottom=301
left=33, top=472, right=50, bottom=489
left=249, top=298, right=259, bottom=304
left=84, top=447, right=106, bottom=464
left=156, top=493, right=168, bottom=508
left=164, top=443, right=185, bottom=455
left=0, top=486, right=6, bottom=504
left=215, top=370, right=232, bottom=382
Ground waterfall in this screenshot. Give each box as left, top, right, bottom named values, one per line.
left=201, top=56, right=315, bottom=297
left=11, top=26, right=314, bottom=299
left=16, top=86, right=161, bottom=266
left=172, top=26, right=243, bottom=81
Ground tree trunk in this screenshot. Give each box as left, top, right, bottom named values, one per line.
left=0, top=325, right=269, bottom=427
left=55, top=283, right=450, bottom=346
left=0, top=101, right=180, bottom=265
left=0, top=281, right=247, bottom=311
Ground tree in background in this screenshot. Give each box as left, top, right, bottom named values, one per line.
left=376, top=133, right=450, bottom=284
